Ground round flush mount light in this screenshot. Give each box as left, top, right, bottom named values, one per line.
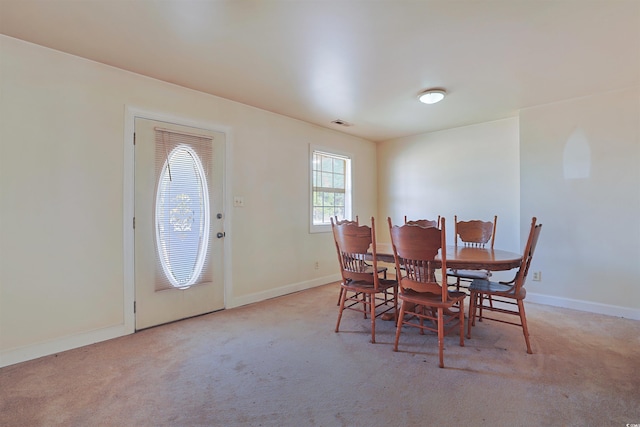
left=418, top=88, right=446, bottom=104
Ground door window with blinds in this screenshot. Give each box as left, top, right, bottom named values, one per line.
left=310, top=146, right=352, bottom=233
left=155, top=128, right=213, bottom=289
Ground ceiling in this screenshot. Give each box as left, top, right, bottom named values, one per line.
left=1, top=0, right=639, bottom=142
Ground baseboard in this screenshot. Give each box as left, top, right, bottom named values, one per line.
left=0, top=323, right=131, bottom=368
left=5, top=284, right=632, bottom=368
left=228, top=274, right=341, bottom=309
left=527, top=292, right=640, bottom=320
left=1, top=275, right=341, bottom=368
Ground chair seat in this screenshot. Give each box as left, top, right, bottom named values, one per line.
left=336, top=266, right=387, bottom=306
left=469, top=279, right=526, bottom=300
left=448, top=268, right=490, bottom=280
left=399, top=289, right=466, bottom=307
left=364, top=265, right=388, bottom=276
left=342, top=278, right=397, bottom=293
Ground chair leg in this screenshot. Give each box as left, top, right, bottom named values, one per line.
left=458, top=300, right=465, bottom=347
left=437, top=307, right=444, bottom=368
left=393, top=286, right=398, bottom=320
left=518, top=300, right=533, bottom=354
left=362, top=293, right=368, bottom=319
left=393, top=302, right=406, bottom=351
left=335, top=286, right=347, bottom=333
left=370, top=292, right=376, bottom=343
left=429, top=307, right=439, bottom=328
left=467, top=291, right=476, bottom=339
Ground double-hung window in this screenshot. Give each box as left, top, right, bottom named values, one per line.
left=310, top=146, right=352, bottom=232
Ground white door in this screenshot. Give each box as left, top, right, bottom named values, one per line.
left=134, top=117, right=225, bottom=330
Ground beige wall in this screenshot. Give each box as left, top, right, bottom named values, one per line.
left=377, top=117, right=521, bottom=254
left=520, top=88, right=640, bottom=314
left=378, top=88, right=640, bottom=318
left=0, top=36, right=378, bottom=366
left=2, top=34, right=638, bottom=367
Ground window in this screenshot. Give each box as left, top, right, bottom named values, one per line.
left=155, top=128, right=213, bottom=289
left=310, top=146, right=352, bottom=232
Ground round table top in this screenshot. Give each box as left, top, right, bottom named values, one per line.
left=374, top=243, right=522, bottom=271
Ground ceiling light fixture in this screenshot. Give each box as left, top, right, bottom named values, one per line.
left=418, top=88, right=446, bottom=104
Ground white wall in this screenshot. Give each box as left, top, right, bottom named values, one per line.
left=0, top=36, right=377, bottom=366
left=3, top=35, right=637, bottom=368
left=520, top=88, right=640, bottom=316
left=377, top=117, right=521, bottom=256
left=378, top=89, right=640, bottom=319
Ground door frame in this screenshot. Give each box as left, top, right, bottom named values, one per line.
left=123, top=106, right=232, bottom=333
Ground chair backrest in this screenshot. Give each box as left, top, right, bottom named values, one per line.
left=331, top=217, right=382, bottom=289
left=514, top=217, right=542, bottom=293
left=454, top=215, right=497, bottom=248
left=404, top=215, right=441, bottom=228
left=334, top=215, right=359, bottom=225
left=388, top=217, right=448, bottom=302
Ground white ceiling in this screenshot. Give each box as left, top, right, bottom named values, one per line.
left=1, top=0, right=639, bottom=142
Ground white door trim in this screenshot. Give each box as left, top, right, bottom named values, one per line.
left=123, top=106, right=233, bottom=334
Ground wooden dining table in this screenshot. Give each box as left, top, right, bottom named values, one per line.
left=372, top=243, right=522, bottom=272
left=371, top=243, right=522, bottom=321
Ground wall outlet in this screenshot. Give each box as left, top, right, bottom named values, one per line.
left=314, top=261, right=320, bottom=270
left=233, top=196, right=245, bottom=207
left=532, top=271, right=541, bottom=281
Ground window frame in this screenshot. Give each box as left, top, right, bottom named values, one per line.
left=309, top=145, right=353, bottom=233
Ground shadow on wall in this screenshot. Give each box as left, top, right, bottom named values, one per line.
left=563, top=127, right=591, bottom=180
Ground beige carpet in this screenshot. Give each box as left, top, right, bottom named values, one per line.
left=1, top=283, right=639, bottom=427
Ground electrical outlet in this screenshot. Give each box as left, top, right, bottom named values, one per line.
left=314, top=261, right=320, bottom=270
left=233, top=196, right=245, bottom=207
left=532, top=271, right=541, bottom=281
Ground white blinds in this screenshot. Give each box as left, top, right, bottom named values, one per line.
left=154, top=128, right=213, bottom=290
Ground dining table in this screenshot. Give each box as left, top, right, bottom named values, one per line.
left=372, top=243, right=523, bottom=272
left=371, top=243, right=523, bottom=321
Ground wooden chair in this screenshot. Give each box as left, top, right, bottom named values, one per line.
left=447, top=215, right=498, bottom=291
left=333, top=217, right=398, bottom=343
left=467, top=217, right=542, bottom=354
left=334, top=215, right=359, bottom=225
left=388, top=217, right=466, bottom=368
left=332, top=216, right=388, bottom=305
left=396, top=217, right=441, bottom=276
left=404, top=215, right=441, bottom=228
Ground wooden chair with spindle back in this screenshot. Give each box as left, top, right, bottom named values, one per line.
left=404, top=215, right=441, bottom=228
left=388, top=217, right=466, bottom=368
left=447, top=215, right=498, bottom=292
left=332, top=217, right=398, bottom=343
left=467, top=217, right=542, bottom=354
left=334, top=215, right=359, bottom=226
left=332, top=216, right=388, bottom=305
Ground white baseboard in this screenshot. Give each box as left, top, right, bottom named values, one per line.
left=527, top=292, right=640, bottom=320
left=1, top=276, right=341, bottom=369
left=228, top=274, right=341, bottom=309
left=4, top=283, right=633, bottom=368
left=0, top=323, right=130, bottom=368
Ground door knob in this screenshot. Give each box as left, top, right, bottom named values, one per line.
left=217, top=232, right=225, bottom=238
